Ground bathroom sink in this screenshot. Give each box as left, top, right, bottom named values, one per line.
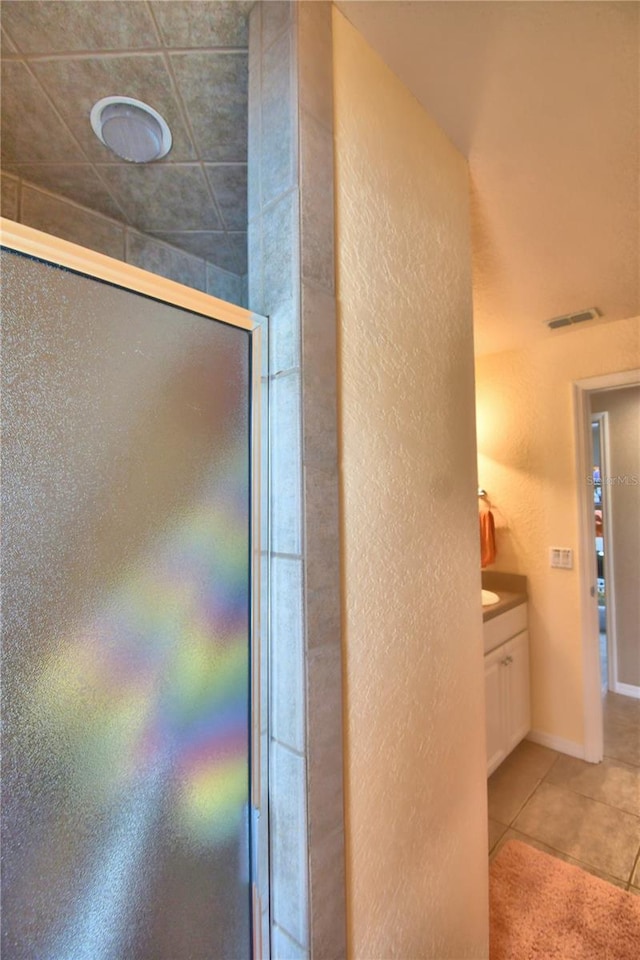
left=481, top=589, right=500, bottom=607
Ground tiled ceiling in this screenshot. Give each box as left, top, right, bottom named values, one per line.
left=0, top=0, right=252, bottom=275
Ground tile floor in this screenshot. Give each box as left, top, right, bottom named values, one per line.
left=488, top=692, right=640, bottom=893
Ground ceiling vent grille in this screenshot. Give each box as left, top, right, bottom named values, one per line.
left=546, top=307, right=600, bottom=331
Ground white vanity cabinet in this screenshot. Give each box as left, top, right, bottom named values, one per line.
left=483, top=603, right=530, bottom=776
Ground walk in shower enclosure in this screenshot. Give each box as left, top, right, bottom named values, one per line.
left=1, top=219, right=266, bottom=959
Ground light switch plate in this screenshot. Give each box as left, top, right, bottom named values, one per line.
left=550, top=547, right=573, bottom=569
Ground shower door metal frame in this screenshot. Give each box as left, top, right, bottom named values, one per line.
left=0, top=217, right=269, bottom=960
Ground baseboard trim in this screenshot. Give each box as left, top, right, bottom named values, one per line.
left=614, top=682, right=640, bottom=700
left=526, top=730, right=585, bottom=759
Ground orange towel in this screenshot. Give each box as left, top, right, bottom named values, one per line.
left=595, top=509, right=603, bottom=537
left=480, top=508, right=497, bottom=568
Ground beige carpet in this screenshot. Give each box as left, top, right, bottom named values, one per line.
left=490, top=839, right=640, bottom=959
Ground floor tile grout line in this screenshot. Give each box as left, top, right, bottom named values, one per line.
left=490, top=758, right=640, bottom=826
left=525, top=777, right=640, bottom=823
left=496, top=825, right=632, bottom=886
left=488, top=821, right=509, bottom=855
left=489, top=699, right=640, bottom=885
left=541, top=754, right=561, bottom=782
left=542, top=775, right=640, bottom=819
left=500, top=777, right=544, bottom=828
left=628, top=841, right=640, bottom=886
left=599, top=752, right=640, bottom=771
left=489, top=769, right=640, bottom=882
left=603, top=752, right=640, bottom=770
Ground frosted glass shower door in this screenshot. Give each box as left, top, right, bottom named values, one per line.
left=1, top=230, right=261, bottom=960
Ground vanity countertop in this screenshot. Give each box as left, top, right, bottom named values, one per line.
left=482, top=590, right=527, bottom=622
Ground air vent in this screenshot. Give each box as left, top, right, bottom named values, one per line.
left=546, top=307, right=600, bottom=331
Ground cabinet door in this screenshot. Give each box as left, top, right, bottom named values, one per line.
left=505, top=630, right=531, bottom=753
left=485, top=645, right=508, bottom=776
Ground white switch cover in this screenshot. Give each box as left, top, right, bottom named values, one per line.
left=550, top=547, right=573, bottom=569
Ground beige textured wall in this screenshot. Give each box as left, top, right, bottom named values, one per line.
left=333, top=10, right=489, bottom=958
left=591, top=386, right=640, bottom=689
left=475, top=316, right=640, bottom=747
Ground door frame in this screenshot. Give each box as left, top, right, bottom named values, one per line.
left=573, top=367, right=640, bottom=763
left=590, top=411, right=617, bottom=694
left=0, top=217, right=270, bottom=958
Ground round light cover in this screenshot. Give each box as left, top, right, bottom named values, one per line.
left=90, top=96, right=172, bottom=163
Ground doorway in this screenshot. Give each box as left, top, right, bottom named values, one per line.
left=0, top=221, right=267, bottom=959
left=590, top=413, right=615, bottom=694
left=574, top=369, right=640, bottom=764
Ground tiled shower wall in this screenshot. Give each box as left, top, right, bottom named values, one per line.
left=248, top=2, right=346, bottom=957
left=0, top=170, right=247, bottom=306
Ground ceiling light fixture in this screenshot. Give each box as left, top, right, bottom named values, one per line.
left=90, top=96, right=172, bottom=163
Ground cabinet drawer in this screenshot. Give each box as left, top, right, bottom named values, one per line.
left=483, top=603, right=527, bottom=654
